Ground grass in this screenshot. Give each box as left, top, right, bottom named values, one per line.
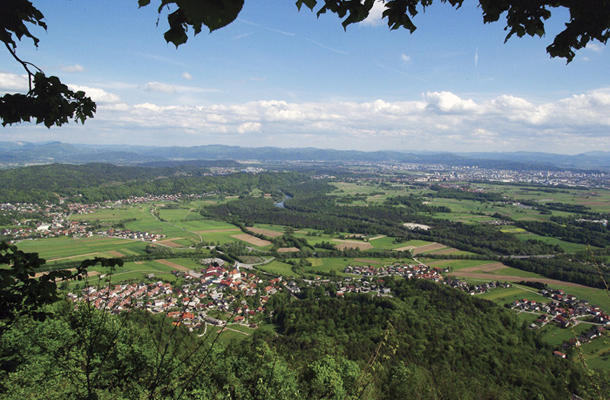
left=539, top=322, right=592, bottom=348
left=158, top=208, right=194, bottom=222
left=550, top=285, right=610, bottom=314
left=174, top=220, right=238, bottom=231
left=425, top=259, right=498, bottom=271
left=478, top=285, right=539, bottom=303
left=256, top=260, right=299, bottom=277
left=16, top=236, right=148, bottom=261
left=581, top=336, right=610, bottom=371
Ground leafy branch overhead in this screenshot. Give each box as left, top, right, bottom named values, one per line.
left=0, top=0, right=96, bottom=128
left=144, top=0, right=609, bottom=62
left=0, top=241, right=123, bottom=338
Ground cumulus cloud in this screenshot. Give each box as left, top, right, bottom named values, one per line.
left=400, top=54, right=411, bottom=64
left=237, top=122, right=262, bottom=133
left=182, top=72, right=193, bottom=80
left=424, top=91, right=479, bottom=114
left=0, top=72, right=29, bottom=92
left=68, top=85, right=121, bottom=103
left=61, top=64, right=85, bottom=73
left=82, top=89, right=610, bottom=153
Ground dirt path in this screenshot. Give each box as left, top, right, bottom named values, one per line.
left=394, top=245, right=416, bottom=252
left=368, top=235, right=387, bottom=241
left=217, top=327, right=250, bottom=336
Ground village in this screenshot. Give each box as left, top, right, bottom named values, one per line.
left=66, top=258, right=594, bottom=340
left=511, top=288, right=609, bottom=353
left=0, top=193, right=219, bottom=242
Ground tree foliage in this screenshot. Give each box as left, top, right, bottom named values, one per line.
left=0, top=242, right=123, bottom=339
left=0, top=1, right=95, bottom=128
left=144, top=0, right=610, bottom=62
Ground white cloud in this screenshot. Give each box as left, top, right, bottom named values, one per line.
left=145, top=81, right=176, bottom=94
left=237, top=122, right=262, bottom=133
left=424, top=91, right=479, bottom=114
left=360, top=1, right=386, bottom=27
left=61, top=64, right=85, bottom=73
left=182, top=72, right=193, bottom=80
left=400, top=54, right=411, bottom=64
left=0, top=72, right=29, bottom=92
left=68, top=85, right=121, bottom=103
left=43, top=88, right=610, bottom=154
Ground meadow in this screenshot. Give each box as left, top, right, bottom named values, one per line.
left=16, top=236, right=148, bottom=262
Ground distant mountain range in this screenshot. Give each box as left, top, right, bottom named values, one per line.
left=0, top=141, right=608, bottom=171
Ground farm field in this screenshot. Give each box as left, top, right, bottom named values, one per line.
left=16, top=236, right=148, bottom=262
left=256, top=260, right=299, bottom=277
left=70, top=206, right=148, bottom=222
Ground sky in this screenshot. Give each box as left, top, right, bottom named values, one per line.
left=1, top=0, right=610, bottom=154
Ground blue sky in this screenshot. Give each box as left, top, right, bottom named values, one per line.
left=1, top=0, right=609, bottom=154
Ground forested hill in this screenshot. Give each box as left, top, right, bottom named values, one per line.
left=265, top=279, right=586, bottom=399
left=0, top=279, right=594, bottom=399
left=0, top=163, right=296, bottom=203
left=2, top=141, right=610, bottom=170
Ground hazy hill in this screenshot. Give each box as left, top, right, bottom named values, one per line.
left=1, top=141, right=610, bottom=171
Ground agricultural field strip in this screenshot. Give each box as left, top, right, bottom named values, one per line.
left=194, top=229, right=241, bottom=234
left=231, top=233, right=272, bottom=247
left=277, top=247, right=300, bottom=253
left=247, top=227, right=284, bottom=238
left=332, top=240, right=373, bottom=250
left=447, top=269, right=590, bottom=288
left=155, top=259, right=192, bottom=272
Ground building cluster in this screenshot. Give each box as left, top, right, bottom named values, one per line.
left=444, top=278, right=512, bottom=295
left=343, top=263, right=446, bottom=281
left=97, top=229, right=165, bottom=242
left=509, top=288, right=609, bottom=348
left=374, top=163, right=608, bottom=188
left=512, top=288, right=609, bottom=327
left=68, top=263, right=290, bottom=330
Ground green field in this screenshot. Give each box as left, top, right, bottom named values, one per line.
left=16, top=236, right=148, bottom=261
left=581, top=336, right=610, bottom=371
left=423, top=259, right=499, bottom=271
left=70, top=206, right=148, bottom=222
left=256, top=260, right=299, bottom=277
left=157, top=207, right=194, bottom=222
left=478, top=285, right=540, bottom=303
